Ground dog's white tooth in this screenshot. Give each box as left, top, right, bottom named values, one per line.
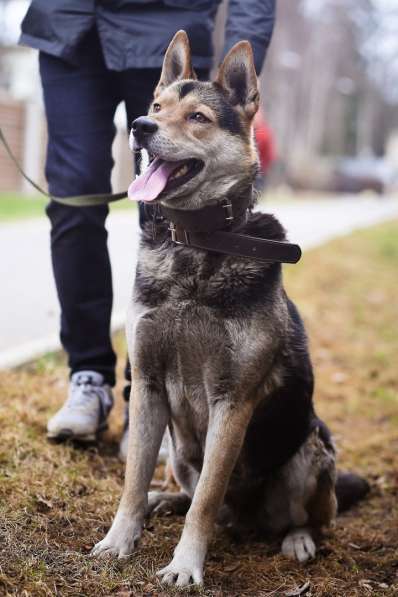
left=170, top=163, right=189, bottom=181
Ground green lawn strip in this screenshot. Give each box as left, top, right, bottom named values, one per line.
left=0, top=193, right=48, bottom=221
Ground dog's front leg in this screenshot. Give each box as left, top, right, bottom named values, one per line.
left=92, top=368, right=168, bottom=558
left=157, top=399, right=254, bottom=586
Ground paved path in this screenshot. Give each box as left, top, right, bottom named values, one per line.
left=1, top=196, right=397, bottom=368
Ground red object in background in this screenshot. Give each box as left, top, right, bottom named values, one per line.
left=254, top=110, right=276, bottom=174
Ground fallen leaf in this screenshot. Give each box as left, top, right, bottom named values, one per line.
left=35, top=495, right=53, bottom=512
left=359, top=579, right=373, bottom=591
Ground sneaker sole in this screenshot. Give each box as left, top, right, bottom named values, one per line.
left=47, top=422, right=108, bottom=444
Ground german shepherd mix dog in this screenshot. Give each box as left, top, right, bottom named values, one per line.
left=93, top=31, right=368, bottom=586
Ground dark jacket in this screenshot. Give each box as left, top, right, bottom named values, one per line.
left=19, top=0, right=275, bottom=74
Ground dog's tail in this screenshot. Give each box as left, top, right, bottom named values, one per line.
left=335, top=471, right=370, bottom=513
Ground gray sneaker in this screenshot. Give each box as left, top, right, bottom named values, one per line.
left=47, top=371, right=113, bottom=442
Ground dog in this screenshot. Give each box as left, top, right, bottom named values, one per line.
left=92, top=31, right=368, bottom=587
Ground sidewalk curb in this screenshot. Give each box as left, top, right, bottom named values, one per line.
left=0, top=310, right=126, bottom=370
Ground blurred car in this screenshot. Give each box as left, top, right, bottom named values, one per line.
left=332, top=156, right=396, bottom=195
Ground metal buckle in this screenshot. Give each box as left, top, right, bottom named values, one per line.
left=151, top=204, right=165, bottom=240
left=222, top=200, right=234, bottom=222
left=169, top=222, right=178, bottom=242
left=169, top=222, right=190, bottom=245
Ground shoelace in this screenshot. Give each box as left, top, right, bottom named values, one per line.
left=67, top=376, right=108, bottom=409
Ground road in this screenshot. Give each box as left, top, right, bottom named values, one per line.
left=1, top=196, right=397, bottom=368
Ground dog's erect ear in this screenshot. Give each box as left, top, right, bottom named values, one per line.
left=155, top=30, right=196, bottom=95
left=216, top=41, right=259, bottom=119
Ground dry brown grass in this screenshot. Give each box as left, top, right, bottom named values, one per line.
left=0, top=220, right=397, bottom=596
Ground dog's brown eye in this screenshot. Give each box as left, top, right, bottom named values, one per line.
left=152, top=103, right=161, bottom=112
left=190, top=112, right=210, bottom=124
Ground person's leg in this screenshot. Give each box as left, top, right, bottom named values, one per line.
left=40, top=30, right=121, bottom=440
left=39, top=31, right=119, bottom=386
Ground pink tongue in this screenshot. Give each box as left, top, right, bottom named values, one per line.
left=128, top=158, right=182, bottom=202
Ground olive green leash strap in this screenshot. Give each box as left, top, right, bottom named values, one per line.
left=0, top=127, right=128, bottom=206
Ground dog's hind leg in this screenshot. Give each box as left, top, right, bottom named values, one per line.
left=268, top=428, right=337, bottom=563
left=92, top=369, right=169, bottom=558
left=147, top=491, right=191, bottom=516
left=157, top=399, right=255, bottom=587
left=281, top=527, right=316, bottom=563
left=281, top=466, right=336, bottom=563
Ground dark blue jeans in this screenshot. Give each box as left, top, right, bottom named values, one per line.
left=40, top=29, right=208, bottom=387
left=39, top=30, right=161, bottom=386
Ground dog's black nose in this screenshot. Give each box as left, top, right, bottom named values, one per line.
left=132, top=116, right=158, bottom=138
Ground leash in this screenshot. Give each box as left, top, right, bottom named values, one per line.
left=0, top=127, right=127, bottom=206
left=1, top=127, right=301, bottom=263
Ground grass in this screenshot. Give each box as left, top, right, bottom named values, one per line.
left=0, top=193, right=136, bottom=222
left=0, top=193, right=48, bottom=221
left=0, top=221, right=397, bottom=595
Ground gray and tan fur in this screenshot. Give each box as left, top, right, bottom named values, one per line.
left=92, top=31, right=363, bottom=587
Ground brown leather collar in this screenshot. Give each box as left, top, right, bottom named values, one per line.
left=168, top=226, right=302, bottom=264
left=154, top=193, right=302, bottom=265
left=160, top=194, right=251, bottom=234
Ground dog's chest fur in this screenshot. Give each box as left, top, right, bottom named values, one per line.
left=126, top=213, right=295, bottom=476
left=130, top=213, right=288, bottom=371
left=134, top=211, right=287, bottom=309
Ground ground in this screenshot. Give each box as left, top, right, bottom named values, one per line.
left=0, top=220, right=397, bottom=596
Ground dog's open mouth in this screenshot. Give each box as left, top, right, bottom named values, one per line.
left=128, top=157, right=204, bottom=202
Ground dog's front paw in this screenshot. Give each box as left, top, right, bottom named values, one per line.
left=282, top=528, right=316, bottom=563
left=157, top=554, right=204, bottom=587
left=92, top=519, right=142, bottom=559
left=91, top=536, right=135, bottom=559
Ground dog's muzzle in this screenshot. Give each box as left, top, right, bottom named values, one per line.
left=131, top=116, right=158, bottom=147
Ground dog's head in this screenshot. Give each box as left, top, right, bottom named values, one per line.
left=128, top=30, right=259, bottom=210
